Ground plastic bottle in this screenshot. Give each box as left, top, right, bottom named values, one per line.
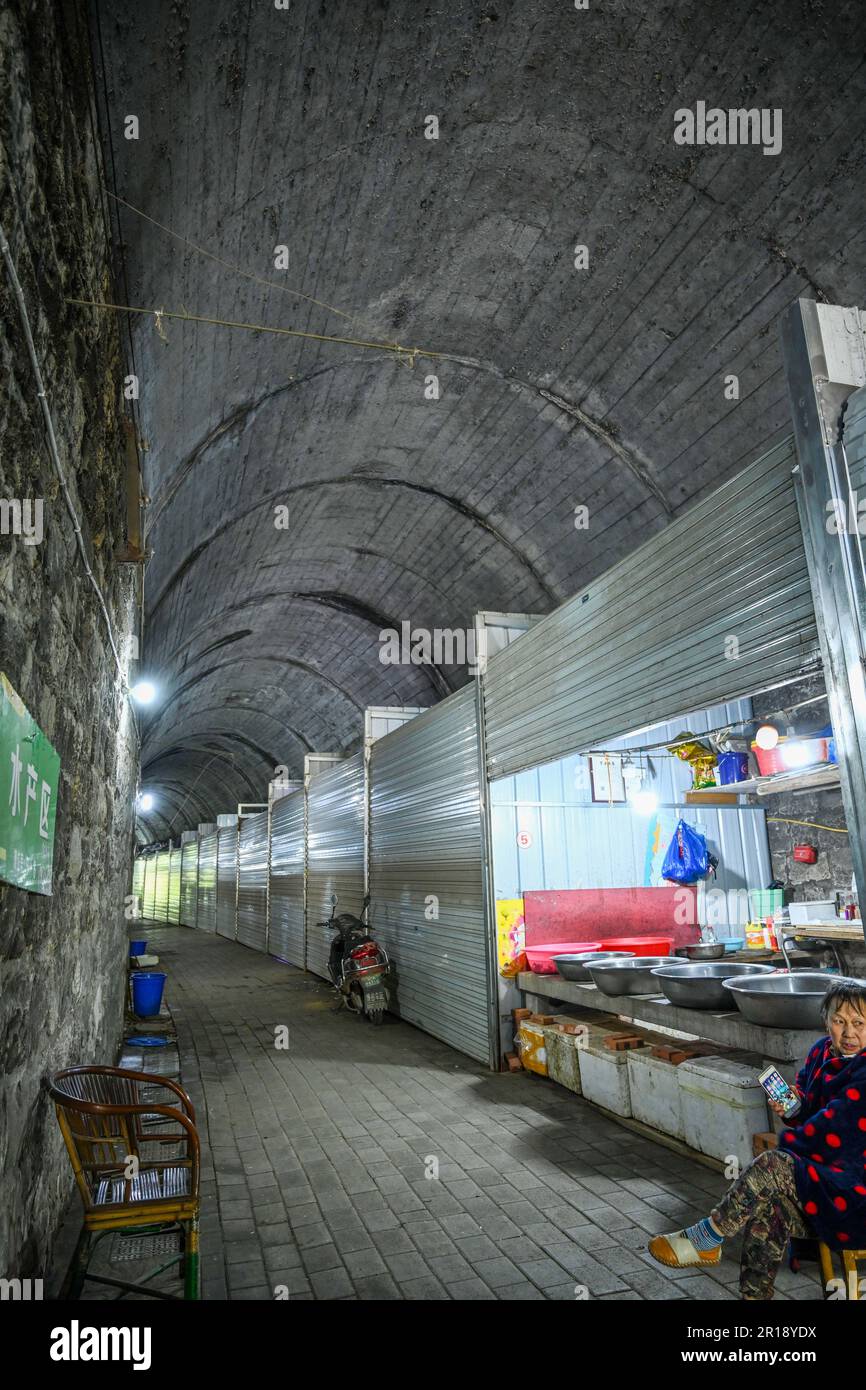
left=746, top=921, right=764, bottom=950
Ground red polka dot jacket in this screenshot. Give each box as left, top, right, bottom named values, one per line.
left=778, top=1036, right=866, bottom=1250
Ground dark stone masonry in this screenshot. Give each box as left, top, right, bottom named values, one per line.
left=0, top=0, right=138, bottom=1278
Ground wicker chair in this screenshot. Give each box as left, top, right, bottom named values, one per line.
left=47, top=1065, right=200, bottom=1300
left=819, top=1242, right=866, bottom=1300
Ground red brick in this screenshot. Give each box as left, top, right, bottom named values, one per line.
left=753, top=1131, right=778, bottom=1155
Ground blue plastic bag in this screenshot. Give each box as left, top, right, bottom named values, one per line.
left=662, top=819, right=714, bottom=884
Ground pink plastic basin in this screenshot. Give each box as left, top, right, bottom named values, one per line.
left=602, top=935, right=674, bottom=958
left=524, top=941, right=602, bottom=974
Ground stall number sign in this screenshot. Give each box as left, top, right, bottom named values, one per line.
left=0, top=673, right=60, bottom=895
left=517, top=830, right=533, bottom=849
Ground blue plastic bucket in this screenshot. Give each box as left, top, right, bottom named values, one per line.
left=129, top=940, right=147, bottom=957
left=131, top=971, right=166, bottom=1018
left=718, top=751, right=749, bottom=784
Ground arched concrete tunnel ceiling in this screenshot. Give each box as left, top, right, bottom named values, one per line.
left=90, top=0, right=866, bottom=844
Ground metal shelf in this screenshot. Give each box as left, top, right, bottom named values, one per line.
left=684, top=763, right=841, bottom=804
left=786, top=923, right=864, bottom=941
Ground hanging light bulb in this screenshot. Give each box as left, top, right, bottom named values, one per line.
left=755, top=724, right=779, bottom=750
left=781, top=740, right=811, bottom=768
left=138, top=792, right=154, bottom=812
left=130, top=680, right=157, bottom=705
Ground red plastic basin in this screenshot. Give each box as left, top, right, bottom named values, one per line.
left=524, top=941, right=602, bottom=974
left=602, top=935, right=674, bottom=957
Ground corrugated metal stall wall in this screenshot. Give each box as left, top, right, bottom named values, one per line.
left=132, top=857, right=144, bottom=915
left=845, top=385, right=866, bottom=499
left=482, top=439, right=820, bottom=780
left=237, top=810, right=269, bottom=953
left=167, top=847, right=182, bottom=924
left=196, top=829, right=218, bottom=932
left=142, top=855, right=157, bottom=919
left=153, top=850, right=171, bottom=922
left=180, top=840, right=199, bottom=927
left=491, top=698, right=771, bottom=932
left=269, top=789, right=306, bottom=966
left=216, top=819, right=239, bottom=940
left=369, top=686, right=490, bottom=1065
left=305, top=754, right=366, bottom=980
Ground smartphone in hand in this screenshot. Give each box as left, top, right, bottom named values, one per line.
left=758, top=1064, right=800, bottom=1118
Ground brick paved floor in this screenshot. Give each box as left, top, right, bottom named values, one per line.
left=68, top=925, right=826, bottom=1302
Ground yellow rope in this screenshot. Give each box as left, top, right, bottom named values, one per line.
left=63, top=296, right=440, bottom=362
left=767, top=817, right=849, bottom=834
left=105, top=189, right=369, bottom=333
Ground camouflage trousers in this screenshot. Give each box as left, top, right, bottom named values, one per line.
left=710, top=1149, right=810, bottom=1300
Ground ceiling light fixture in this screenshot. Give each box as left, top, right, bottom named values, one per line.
left=130, top=680, right=157, bottom=705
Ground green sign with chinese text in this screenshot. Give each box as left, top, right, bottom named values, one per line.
left=0, top=673, right=61, bottom=894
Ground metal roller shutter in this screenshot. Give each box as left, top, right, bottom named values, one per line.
left=167, top=848, right=182, bottom=924
left=153, top=851, right=170, bottom=922
left=142, top=855, right=157, bottom=919
left=216, top=822, right=238, bottom=940
left=196, top=831, right=218, bottom=932
left=180, top=841, right=199, bottom=927
left=482, top=439, right=820, bottom=779
left=369, top=686, right=490, bottom=1064
left=268, top=788, right=306, bottom=966
left=305, top=753, right=366, bottom=980
left=237, top=811, right=269, bottom=953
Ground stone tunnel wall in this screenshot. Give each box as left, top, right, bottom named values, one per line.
left=0, top=1, right=139, bottom=1278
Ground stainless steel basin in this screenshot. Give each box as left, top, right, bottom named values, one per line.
left=583, top=956, right=672, bottom=997
left=651, top=961, right=776, bottom=1010
left=552, top=950, right=634, bottom=982
left=722, top=971, right=848, bottom=1029
left=683, top=942, right=726, bottom=961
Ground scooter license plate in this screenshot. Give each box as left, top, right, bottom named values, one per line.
left=364, top=988, right=386, bottom=1008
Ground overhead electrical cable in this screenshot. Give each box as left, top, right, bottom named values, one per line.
left=1, top=222, right=128, bottom=690
left=63, top=295, right=441, bottom=365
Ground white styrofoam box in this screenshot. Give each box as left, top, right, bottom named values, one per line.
left=627, top=1047, right=684, bottom=1140
left=678, top=1054, right=769, bottom=1165
left=578, top=1038, right=646, bottom=1117
left=789, top=901, right=837, bottom=924
left=545, top=1026, right=586, bottom=1095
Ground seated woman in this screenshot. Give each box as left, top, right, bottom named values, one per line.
left=647, top=977, right=866, bottom=1299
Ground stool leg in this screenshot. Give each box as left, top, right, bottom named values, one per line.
left=842, top=1252, right=859, bottom=1300
left=183, top=1216, right=200, bottom=1300
left=59, top=1226, right=93, bottom=1300
left=818, top=1242, right=835, bottom=1299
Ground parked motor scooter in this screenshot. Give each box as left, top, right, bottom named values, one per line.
left=320, top=893, right=390, bottom=1024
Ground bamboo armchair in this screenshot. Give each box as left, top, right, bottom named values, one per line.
left=819, top=1242, right=866, bottom=1300
left=47, top=1065, right=200, bottom=1300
